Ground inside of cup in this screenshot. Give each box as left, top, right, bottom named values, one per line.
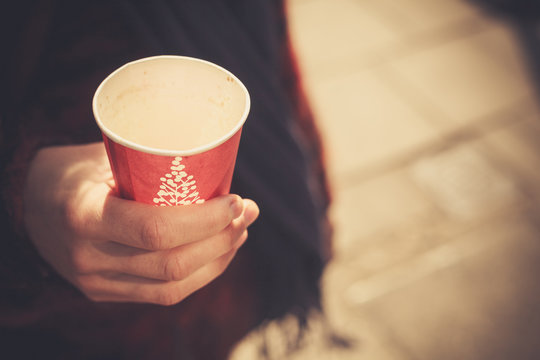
left=94, top=56, right=249, bottom=154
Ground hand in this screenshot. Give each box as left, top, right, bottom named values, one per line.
left=23, top=143, right=259, bottom=305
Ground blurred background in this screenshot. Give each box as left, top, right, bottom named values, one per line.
left=232, top=0, right=540, bottom=358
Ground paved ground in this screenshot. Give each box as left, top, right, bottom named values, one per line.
left=231, top=1, right=540, bottom=359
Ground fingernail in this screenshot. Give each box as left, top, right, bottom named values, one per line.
left=229, top=195, right=244, bottom=219
left=242, top=199, right=259, bottom=225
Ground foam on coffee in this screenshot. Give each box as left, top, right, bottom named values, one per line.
left=94, top=57, right=248, bottom=152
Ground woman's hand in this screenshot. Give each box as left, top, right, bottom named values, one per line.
left=23, top=143, right=259, bottom=305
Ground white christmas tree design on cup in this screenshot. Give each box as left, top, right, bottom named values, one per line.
left=153, top=157, right=205, bottom=206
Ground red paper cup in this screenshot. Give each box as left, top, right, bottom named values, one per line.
left=92, top=56, right=250, bottom=205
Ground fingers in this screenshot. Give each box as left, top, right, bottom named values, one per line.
left=95, top=194, right=246, bottom=250
left=97, top=216, right=249, bottom=281
left=77, top=248, right=238, bottom=305
left=25, top=142, right=258, bottom=307
left=68, top=191, right=259, bottom=305
left=74, top=198, right=258, bottom=282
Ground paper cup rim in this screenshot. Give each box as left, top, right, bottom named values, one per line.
left=92, top=55, right=251, bottom=156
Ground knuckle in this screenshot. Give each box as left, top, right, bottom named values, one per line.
left=220, top=249, right=237, bottom=270
left=162, top=254, right=188, bottom=281
left=85, top=292, right=106, bottom=302
left=209, top=253, right=233, bottom=281
left=217, top=255, right=232, bottom=275
left=235, top=230, right=248, bottom=249
left=140, top=215, right=169, bottom=249
left=223, top=221, right=245, bottom=249
left=225, top=226, right=239, bottom=248
left=215, top=209, right=231, bottom=228
left=154, top=288, right=185, bottom=306
left=75, top=276, right=101, bottom=300
left=63, top=198, right=85, bottom=235
left=205, top=206, right=233, bottom=233
left=71, top=246, right=93, bottom=274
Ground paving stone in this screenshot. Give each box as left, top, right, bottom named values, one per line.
left=229, top=0, right=540, bottom=358
left=308, top=69, right=439, bottom=176
left=350, top=213, right=540, bottom=360
left=360, top=0, right=481, bottom=35
left=287, top=0, right=399, bottom=75
left=478, top=115, right=540, bottom=201
left=331, top=169, right=439, bottom=255
left=391, top=23, right=536, bottom=129
left=409, top=145, right=523, bottom=220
